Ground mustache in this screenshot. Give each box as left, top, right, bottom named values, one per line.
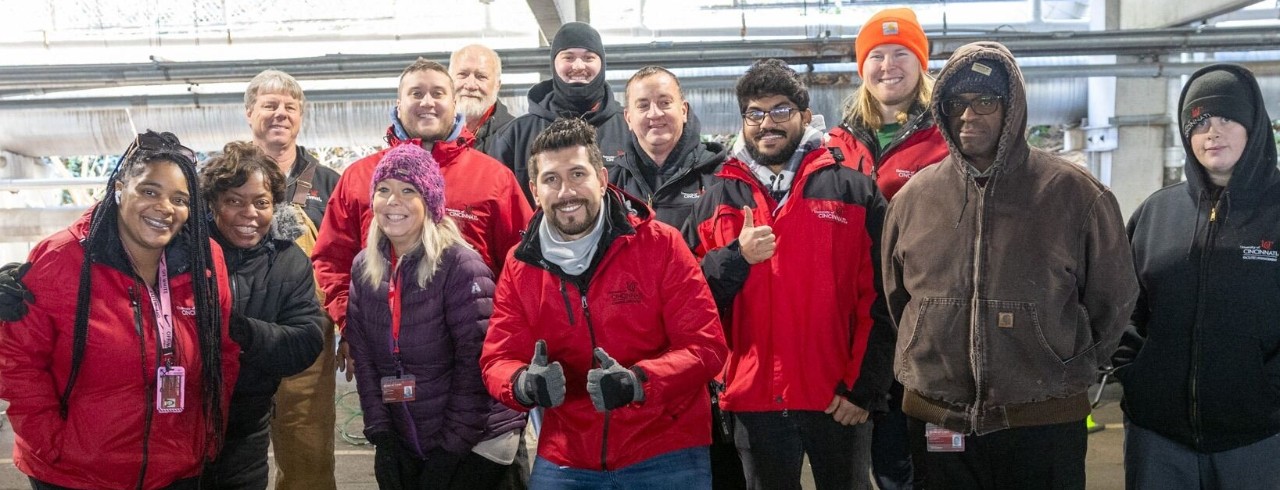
left=754, top=129, right=787, bottom=141
left=553, top=199, right=589, bottom=211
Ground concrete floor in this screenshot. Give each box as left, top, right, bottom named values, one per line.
left=0, top=379, right=1128, bottom=489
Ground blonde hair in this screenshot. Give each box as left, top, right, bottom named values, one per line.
left=359, top=215, right=468, bottom=290
left=245, top=69, right=305, bottom=111
left=841, top=73, right=935, bottom=131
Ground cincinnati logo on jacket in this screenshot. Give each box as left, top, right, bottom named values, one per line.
left=1241, top=240, right=1278, bottom=262
left=447, top=205, right=480, bottom=222
left=608, top=281, right=644, bottom=305
left=179, top=306, right=196, bottom=317
left=813, top=208, right=848, bottom=225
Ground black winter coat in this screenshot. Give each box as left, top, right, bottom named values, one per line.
left=608, top=114, right=726, bottom=229
left=1118, top=64, right=1280, bottom=452
left=472, top=100, right=516, bottom=156
left=486, top=79, right=630, bottom=205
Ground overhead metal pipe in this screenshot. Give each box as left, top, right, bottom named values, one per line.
left=1, top=26, right=1279, bottom=95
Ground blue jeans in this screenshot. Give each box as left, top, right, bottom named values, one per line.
left=1125, top=417, right=1280, bottom=490
left=529, top=446, right=711, bottom=490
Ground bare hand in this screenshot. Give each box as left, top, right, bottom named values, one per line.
left=738, top=206, right=776, bottom=264
left=336, top=337, right=356, bottom=382
left=824, top=395, right=870, bottom=426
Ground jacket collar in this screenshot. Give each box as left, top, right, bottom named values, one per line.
left=514, top=187, right=649, bottom=287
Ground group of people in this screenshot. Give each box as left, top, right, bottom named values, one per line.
left=0, top=6, right=1276, bottom=490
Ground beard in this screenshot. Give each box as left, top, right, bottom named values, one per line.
left=745, top=129, right=803, bottom=167
left=456, top=93, right=497, bottom=121
left=548, top=198, right=598, bottom=238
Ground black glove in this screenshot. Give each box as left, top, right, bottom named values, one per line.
left=228, top=311, right=254, bottom=349
left=370, top=432, right=410, bottom=490
left=514, top=340, right=566, bottom=408
left=419, top=447, right=465, bottom=489
left=586, top=347, right=646, bottom=412
left=0, top=262, right=34, bottom=322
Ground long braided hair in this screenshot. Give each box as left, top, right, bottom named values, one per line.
left=62, top=130, right=227, bottom=456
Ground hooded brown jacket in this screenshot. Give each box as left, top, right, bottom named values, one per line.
left=882, top=42, right=1138, bottom=435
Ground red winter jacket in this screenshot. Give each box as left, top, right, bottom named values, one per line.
left=0, top=214, right=239, bottom=490
left=684, top=138, right=895, bottom=413
left=313, top=127, right=533, bottom=330
left=826, top=109, right=948, bottom=201
left=481, top=189, right=727, bottom=471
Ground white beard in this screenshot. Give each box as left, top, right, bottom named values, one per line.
left=456, top=95, right=497, bottom=121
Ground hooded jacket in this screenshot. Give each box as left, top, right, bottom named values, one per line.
left=882, top=42, right=1138, bottom=435
left=1117, top=64, right=1280, bottom=452
left=0, top=210, right=240, bottom=490
left=826, top=103, right=949, bottom=201
left=347, top=241, right=496, bottom=457
left=481, top=189, right=727, bottom=471
left=486, top=79, right=631, bottom=205
left=215, top=206, right=324, bottom=438
left=313, top=126, right=532, bottom=331
left=609, top=113, right=726, bottom=228
left=685, top=127, right=895, bottom=413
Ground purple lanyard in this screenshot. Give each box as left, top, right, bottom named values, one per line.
left=143, top=254, right=176, bottom=366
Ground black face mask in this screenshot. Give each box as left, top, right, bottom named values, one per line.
left=551, top=72, right=607, bottom=116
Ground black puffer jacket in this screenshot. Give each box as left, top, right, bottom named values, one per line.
left=609, top=114, right=726, bottom=228
left=486, top=79, right=630, bottom=205
left=215, top=205, right=325, bottom=437
left=1118, top=64, right=1280, bottom=452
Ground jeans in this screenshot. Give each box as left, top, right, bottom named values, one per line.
left=732, top=410, right=873, bottom=490
left=907, top=417, right=1086, bottom=490
left=1124, top=417, right=1280, bottom=490
left=528, top=446, right=711, bottom=490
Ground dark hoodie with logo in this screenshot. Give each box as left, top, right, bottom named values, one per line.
left=882, top=42, right=1138, bottom=435
left=486, top=79, right=630, bottom=205
left=609, top=113, right=726, bottom=228
left=1116, top=64, right=1280, bottom=453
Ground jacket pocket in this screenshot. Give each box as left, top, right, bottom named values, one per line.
left=979, top=300, right=1086, bottom=405
left=1199, top=332, right=1280, bottom=435
left=897, top=297, right=974, bottom=405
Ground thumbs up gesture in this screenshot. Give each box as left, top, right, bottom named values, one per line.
left=515, top=340, right=566, bottom=408
left=738, top=206, right=776, bottom=264
left=586, top=347, right=647, bottom=412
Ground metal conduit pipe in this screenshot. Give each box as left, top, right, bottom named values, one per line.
left=3, top=60, right=1279, bottom=111
left=2, top=26, right=1280, bottom=94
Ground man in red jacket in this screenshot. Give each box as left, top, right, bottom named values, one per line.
left=684, top=59, right=895, bottom=490
left=480, top=118, right=727, bottom=488
left=310, top=58, right=532, bottom=484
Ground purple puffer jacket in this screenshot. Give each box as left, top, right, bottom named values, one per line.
left=346, top=241, right=520, bottom=457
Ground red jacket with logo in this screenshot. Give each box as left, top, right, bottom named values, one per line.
left=481, top=189, right=727, bottom=470
left=684, top=144, right=895, bottom=413
left=0, top=214, right=239, bottom=490
left=312, top=127, right=533, bottom=330
left=826, top=110, right=948, bottom=201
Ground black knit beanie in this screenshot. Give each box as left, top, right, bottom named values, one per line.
left=549, top=22, right=608, bottom=115
left=944, top=59, right=1010, bottom=98
left=551, top=22, right=605, bottom=62
left=1180, top=69, right=1255, bottom=138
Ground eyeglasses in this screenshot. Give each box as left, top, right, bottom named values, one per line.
left=743, top=106, right=799, bottom=126
left=941, top=95, right=1003, bottom=117
left=120, top=130, right=197, bottom=167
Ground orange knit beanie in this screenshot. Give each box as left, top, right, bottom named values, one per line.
left=855, top=8, right=929, bottom=77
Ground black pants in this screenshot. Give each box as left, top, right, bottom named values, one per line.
left=732, top=410, right=872, bottom=490
left=30, top=476, right=199, bottom=490
left=375, top=444, right=515, bottom=490
left=201, top=404, right=272, bottom=490
left=871, top=382, right=916, bottom=490
left=907, top=417, right=1086, bottom=490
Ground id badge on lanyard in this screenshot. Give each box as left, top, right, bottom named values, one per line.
left=382, top=262, right=416, bottom=404
left=148, top=254, right=185, bottom=414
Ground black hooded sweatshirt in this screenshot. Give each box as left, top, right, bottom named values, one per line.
left=485, top=79, right=631, bottom=206
left=1118, top=64, right=1280, bottom=452
left=609, top=113, right=726, bottom=229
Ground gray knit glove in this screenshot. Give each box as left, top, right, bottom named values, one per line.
left=515, top=340, right=566, bottom=408
left=586, top=347, right=646, bottom=412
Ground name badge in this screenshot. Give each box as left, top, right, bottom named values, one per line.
left=156, top=366, right=186, bottom=413
left=925, top=423, right=965, bottom=452
left=381, top=375, right=417, bottom=403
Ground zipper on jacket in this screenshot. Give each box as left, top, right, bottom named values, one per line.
left=1189, top=197, right=1221, bottom=447
left=571, top=286, right=612, bottom=471
left=130, top=286, right=154, bottom=490
left=968, top=183, right=987, bottom=428
left=558, top=280, right=575, bottom=326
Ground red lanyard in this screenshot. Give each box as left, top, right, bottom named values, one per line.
left=387, top=254, right=403, bottom=357
left=143, top=254, right=176, bottom=366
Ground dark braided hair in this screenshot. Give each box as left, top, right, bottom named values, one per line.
left=64, top=130, right=227, bottom=458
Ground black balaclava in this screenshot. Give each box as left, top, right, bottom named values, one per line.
left=550, top=22, right=607, bottom=115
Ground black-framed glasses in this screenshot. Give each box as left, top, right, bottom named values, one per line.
left=743, top=106, right=799, bottom=126
left=941, top=95, right=1003, bottom=117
